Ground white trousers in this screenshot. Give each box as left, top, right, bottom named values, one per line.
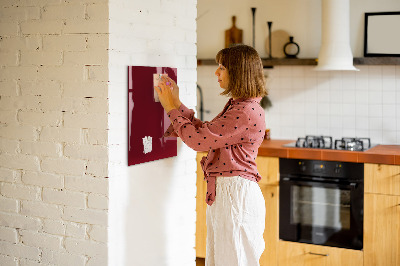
left=205, top=176, right=266, bottom=266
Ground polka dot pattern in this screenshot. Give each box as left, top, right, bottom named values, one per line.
left=165, top=97, right=266, bottom=206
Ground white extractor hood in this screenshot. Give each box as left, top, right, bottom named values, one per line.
left=314, top=0, right=359, bottom=71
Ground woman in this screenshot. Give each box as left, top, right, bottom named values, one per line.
left=155, top=45, right=267, bottom=266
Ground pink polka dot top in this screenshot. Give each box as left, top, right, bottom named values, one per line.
left=165, top=97, right=266, bottom=206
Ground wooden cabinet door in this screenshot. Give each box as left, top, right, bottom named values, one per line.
left=259, top=185, right=279, bottom=266
left=256, top=156, right=279, bottom=186
left=364, top=193, right=400, bottom=266
left=196, top=152, right=208, bottom=258
left=278, top=241, right=363, bottom=266
left=365, top=164, right=400, bottom=196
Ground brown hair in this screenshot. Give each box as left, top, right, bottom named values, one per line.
left=215, top=45, right=267, bottom=99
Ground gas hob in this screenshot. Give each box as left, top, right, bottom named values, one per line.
left=283, top=135, right=376, bottom=152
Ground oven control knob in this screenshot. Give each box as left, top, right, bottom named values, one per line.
left=334, top=164, right=342, bottom=174
left=298, top=161, right=306, bottom=171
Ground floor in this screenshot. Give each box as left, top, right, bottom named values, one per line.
left=196, top=257, right=205, bottom=266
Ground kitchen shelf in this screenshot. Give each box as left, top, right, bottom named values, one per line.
left=197, top=57, right=400, bottom=68
left=261, top=58, right=317, bottom=67
left=197, top=58, right=317, bottom=67
left=353, top=57, right=400, bottom=65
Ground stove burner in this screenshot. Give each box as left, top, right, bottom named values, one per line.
left=334, top=137, right=371, bottom=151
left=291, top=136, right=372, bottom=151
left=295, top=135, right=333, bottom=149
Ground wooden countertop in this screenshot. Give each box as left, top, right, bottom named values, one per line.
left=258, top=139, right=400, bottom=165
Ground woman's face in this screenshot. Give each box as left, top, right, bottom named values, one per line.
left=215, top=64, right=229, bottom=89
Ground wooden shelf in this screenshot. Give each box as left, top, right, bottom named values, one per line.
left=197, top=57, right=400, bottom=68
left=197, top=58, right=317, bottom=67
left=262, top=58, right=317, bottom=67
left=353, top=57, right=400, bottom=65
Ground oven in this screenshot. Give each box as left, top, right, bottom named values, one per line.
left=279, top=158, right=364, bottom=250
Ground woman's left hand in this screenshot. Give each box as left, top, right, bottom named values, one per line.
left=154, top=79, right=176, bottom=113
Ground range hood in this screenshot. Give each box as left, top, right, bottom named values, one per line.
left=314, top=0, right=359, bottom=71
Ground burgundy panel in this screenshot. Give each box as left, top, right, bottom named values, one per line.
left=128, top=66, right=177, bottom=166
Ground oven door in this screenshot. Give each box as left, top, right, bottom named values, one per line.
left=279, top=177, right=363, bottom=250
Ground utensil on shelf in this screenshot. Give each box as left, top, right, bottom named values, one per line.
left=251, top=8, right=256, bottom=48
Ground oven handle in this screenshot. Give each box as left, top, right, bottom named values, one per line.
left=281, top=177, right=358, bottom=188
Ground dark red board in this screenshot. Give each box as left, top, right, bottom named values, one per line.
left=128, top=66, right=177, bottom=166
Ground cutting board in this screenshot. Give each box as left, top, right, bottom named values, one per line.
left=225, top=16, right=243, bottom=48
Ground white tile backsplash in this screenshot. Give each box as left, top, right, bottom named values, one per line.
left=355, top=67, right=369, bottom=90
left=369, top=104, right=383, bottom=118
left=330, top=103, right=342, bottom=116
left=342, top=90, right=355, bottom=104
left=383, top=77, right=396, bottom=91
left=369, top=91, right=383, bottom=104
left=317, top=88, right=330, bottom=103
left=383, top=91, right=396, bottom=104
left=382, top=65, right=396, bottom=76
left=355, top=104, right=369, bottom=117
left=331, top=89, right=343, bottom=103
left=369, top=117, right=383, bottom=130
left=369, top=76, right=383, bottom=91
left=305, top=102, right=317, bottom=115
left=356, top=117, right=369, bottom=130
left=383, top=117, right=397, bottom=131
left=342, top=103, right=356, bottom=116
left=383, top=104, right=396, bottom=118
left=197, top=65, right=400, bottom=144
left=343, top=128, right=357, bottom=138
left=370, top=130, right=383, bottom=144
left=355, top=90, right=369, bottom=104
left=330, top=116, right=343, bottom=128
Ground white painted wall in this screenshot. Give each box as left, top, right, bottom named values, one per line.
left=0, top=1, right=109, bottom=265
left=108, top=0, right=198, bottom=265
left=198, top=0, right=400, bottom=58
left=197, top=0, right=400, bottom=145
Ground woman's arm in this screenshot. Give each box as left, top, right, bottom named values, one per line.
left=167, top=107, right=252, bottom=152
left=163, top=76, right=205, bottom=126
left=157, top=77, right=205, bottom=137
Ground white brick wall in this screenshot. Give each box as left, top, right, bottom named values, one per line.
left=1, top=0, right=198, bottom=265
left=108, top=0, right=197, bottom=265
left=0, top=1, right=109, bottom=265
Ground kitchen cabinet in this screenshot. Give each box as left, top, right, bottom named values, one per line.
left=196, top=154, right=400, bottom=265
left=364, top=193, right=400, bottom=266
left=256, top=156, right=280, bottom=266
left=278, top=241, right=363, bottom=266
left=364, top=163, right=400, bottom=196
left=196, top=152, right=208, bottom=258
left=259, top=184, right=279, bottom=266
left=364, top=163, right=400, bottom=266
left=195, top=154, right=280, bottom=265
left=256, top=156, right=279, bottom=186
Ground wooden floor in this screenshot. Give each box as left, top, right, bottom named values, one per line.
left=196, top=257, right=205, bottom=266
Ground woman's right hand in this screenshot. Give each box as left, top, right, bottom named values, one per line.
left=162, top=76, right=181, bottom=109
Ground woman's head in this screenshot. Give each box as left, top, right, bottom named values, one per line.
left=215, top=45, right=267, bottom=99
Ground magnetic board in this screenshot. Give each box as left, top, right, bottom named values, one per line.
left=128, top=66, right=178, bottom=166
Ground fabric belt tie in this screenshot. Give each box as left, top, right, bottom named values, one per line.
left=200, top=156, right=216, bottom=206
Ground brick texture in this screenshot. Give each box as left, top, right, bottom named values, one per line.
left=0, top=0, right=109, bottom=264
left=1, top=0, right=198, bottom=265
